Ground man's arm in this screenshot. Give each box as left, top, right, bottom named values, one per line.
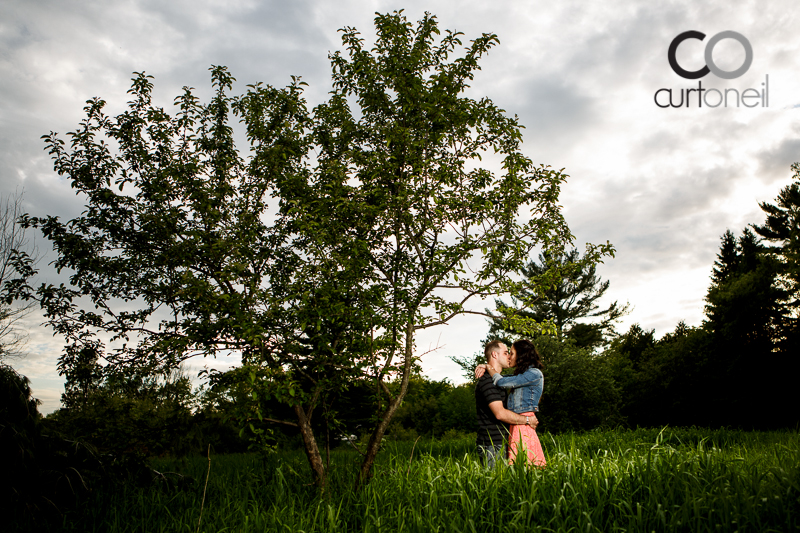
left=488, top=401, right=538, bottom=429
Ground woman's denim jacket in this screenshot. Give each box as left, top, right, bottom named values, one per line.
left=492, top=366, right=543, bottom=414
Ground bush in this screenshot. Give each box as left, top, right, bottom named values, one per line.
left=534, top=336, right=624, bottom=432
left=390, top=377, right=477, bottom=438
left=1, top=364, right=106, bottom=529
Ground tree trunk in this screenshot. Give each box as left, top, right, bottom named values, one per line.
left=293, top=404, right=327, bottom=491
left=356, top=320, right=414, bottom=489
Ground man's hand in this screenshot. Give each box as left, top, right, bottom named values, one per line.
left=488, top=401, right=538, bottom=429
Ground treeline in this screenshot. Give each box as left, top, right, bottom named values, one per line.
left=608, top=164, right=799, bottom=429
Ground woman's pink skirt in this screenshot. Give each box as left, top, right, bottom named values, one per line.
left=508, top=412, right=546, bottom=467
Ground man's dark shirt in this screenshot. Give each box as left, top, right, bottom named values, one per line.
left=475, top=373, right=509, bottom=447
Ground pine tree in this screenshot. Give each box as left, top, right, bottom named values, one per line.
left=703, top=228, right=791, bottom=427
left=753, top=162, right=800, bottom=312
left=711, top=230, right=739, bottom=283
left=488, top=249, right=628, bottom=348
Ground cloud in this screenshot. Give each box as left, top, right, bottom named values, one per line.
left=756, top=135, right=800, bottom=182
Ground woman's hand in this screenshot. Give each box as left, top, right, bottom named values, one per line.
left=474, top=364, right=488, bottom=379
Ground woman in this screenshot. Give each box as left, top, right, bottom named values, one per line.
left=478, top=339, right=546, bottom=467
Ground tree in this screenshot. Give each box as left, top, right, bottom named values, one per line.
left=750, top=163, right=800, bottom=426
left=0, top=192, right=37, bottom=361
left=297, top=11, right=613, bottom=484
left=753, top=162, right=800, bottom=310
left=704, top=228, right=788, bottom=355
left=488, top=249, right=627, bottom=349
left=698, top=228, right=789, bottom=427
left=8, top=11, right=610, bottom=489
left=9, top=66, right=347, bottom=485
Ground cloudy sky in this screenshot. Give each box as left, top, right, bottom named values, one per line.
left=2, top=0, right=798, bottom=413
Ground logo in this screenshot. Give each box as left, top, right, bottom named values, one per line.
left=668, top=31, right=753, bottom=80
left=655, top=30, right=768, bottom=108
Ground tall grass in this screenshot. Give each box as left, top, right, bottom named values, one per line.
left=53, top=428, right=799, bottom=532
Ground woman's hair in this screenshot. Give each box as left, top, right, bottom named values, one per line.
left=512, top=339, right=543, bottom=375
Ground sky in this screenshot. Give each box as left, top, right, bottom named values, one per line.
left=2, top=0, right=798, bottom=413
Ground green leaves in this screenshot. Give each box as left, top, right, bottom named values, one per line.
left=304, top=12, right=585, bottom=340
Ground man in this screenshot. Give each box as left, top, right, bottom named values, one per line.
left=475, top=339, right=538, bottom=467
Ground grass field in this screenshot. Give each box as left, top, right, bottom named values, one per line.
left=57, top=427, right=799, bottom=532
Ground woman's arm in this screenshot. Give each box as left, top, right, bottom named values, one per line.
left=492, top=367, right=542, bottom=389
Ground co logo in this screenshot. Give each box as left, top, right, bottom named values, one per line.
left=668, top=30, right=753, bottom=80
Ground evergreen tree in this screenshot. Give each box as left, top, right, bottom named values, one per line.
left=703, top=228, right=792, bottom=428
left=704, top=228, right=788, bottom=350
left=711, top=230, right=739, bottom=282
left=750, top=163, right=800, bottom=427
left=753, top=162, right=800, bottom=309
left=489, top=249, right=628, bottom=349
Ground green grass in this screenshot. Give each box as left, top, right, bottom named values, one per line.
left=58, top=428, right=799, bottom=532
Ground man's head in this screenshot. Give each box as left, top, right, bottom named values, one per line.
left=484, top=340, right=511, bottom=369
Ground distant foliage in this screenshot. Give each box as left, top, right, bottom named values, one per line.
left=1, top=364, right=105, bottom=527
left=533, top=336, right=624, bottom=432
left=388, top=376, right=476, bottom=439
left=608, top=322, right=713, bottom=427
left=49, top=364, right=204, bottom=458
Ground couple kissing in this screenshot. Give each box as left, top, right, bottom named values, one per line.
left=474, top=339, right=546, bottom=468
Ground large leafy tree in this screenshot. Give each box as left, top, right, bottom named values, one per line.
left=297, top=11, right=613, bottom=484
left=7, top=11, right=610, bottom=488
left=7, top=67, right=357, bottom=487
